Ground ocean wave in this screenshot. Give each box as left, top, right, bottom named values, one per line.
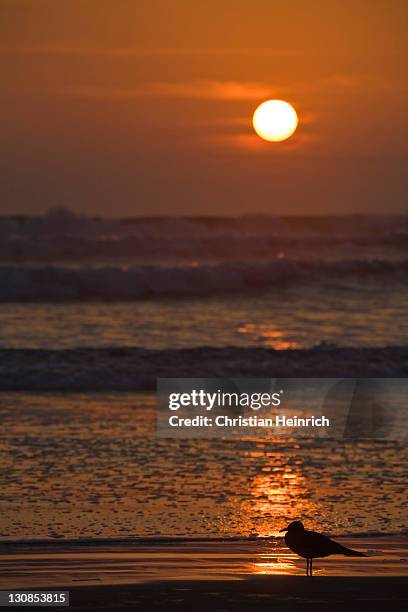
left=0, top=259, right=407, bottom=301
left=1, top=210, right=408, bottom=264
left=0, top=346, right=406, bottom=390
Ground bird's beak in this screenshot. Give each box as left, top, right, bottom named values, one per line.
left=279, top=527, right=288, bottom=532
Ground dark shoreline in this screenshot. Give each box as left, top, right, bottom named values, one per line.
left=60, top=577, right=408, bottom=611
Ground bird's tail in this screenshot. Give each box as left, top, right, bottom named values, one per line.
left=340, top=545, right=367, bottom=557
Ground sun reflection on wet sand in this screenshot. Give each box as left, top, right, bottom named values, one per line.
left=252, top=554, right=326, bottom=576
left=252, top=552, right=298, bottom=575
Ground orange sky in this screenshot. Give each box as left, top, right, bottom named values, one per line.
left=0, top=0, right=407, bottom=215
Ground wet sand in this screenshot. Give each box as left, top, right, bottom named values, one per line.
left=1, top=536, right=407, bottom=589
left=2, top=537, right=407, bottom=609
left=65, top=576, right=407, bottom=611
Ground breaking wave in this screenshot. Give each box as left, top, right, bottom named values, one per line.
left=0, top=258, right=407, bottom=301
left=0, top=345, right=406, bottom=390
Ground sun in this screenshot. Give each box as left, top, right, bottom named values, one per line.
left=252, top=100, right=298, bottom=142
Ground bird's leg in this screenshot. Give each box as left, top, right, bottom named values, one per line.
left=310, top=558, right=313, bottom=576
left=306, top=558, right=309, bottom=576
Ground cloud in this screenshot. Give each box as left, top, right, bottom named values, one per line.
left=146, top=80, right=275, bottom=100
left=65, top=80, right=276, bottom=101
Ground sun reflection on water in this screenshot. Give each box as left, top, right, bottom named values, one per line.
left=236, top=440, right=321, bottom=538
left=237, top=323, right=299, bottom=350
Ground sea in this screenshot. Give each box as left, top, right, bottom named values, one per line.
left=0, top=210, right=407, bottom=584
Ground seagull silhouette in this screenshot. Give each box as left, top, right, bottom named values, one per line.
left=280, top=521, right=366, bottom=576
